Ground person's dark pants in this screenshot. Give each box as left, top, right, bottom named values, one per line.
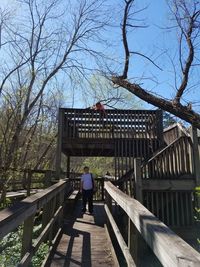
left=82, top=189, right=93, bottom=212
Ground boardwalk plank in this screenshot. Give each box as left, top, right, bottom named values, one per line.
left=49, top=201, right=116, bottom=267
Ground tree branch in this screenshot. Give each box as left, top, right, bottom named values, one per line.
left=112, top=76, right=200, bottom=128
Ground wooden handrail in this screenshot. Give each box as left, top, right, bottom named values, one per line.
left=142, top=136, right=190, bottom=165
left=104, top=181, right=200, bottom=267
left=0, top=180, right=70, bottom=266
left=142, top=135, right=194, bottom=179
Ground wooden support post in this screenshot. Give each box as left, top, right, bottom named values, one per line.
left=56, top=108, right=63, bottom=179
left=44, top=170, right=52, bottom=188
left=128, top=218, right=141, bottom=265
left=134, top=158, right=143, bottom=203
left=128, top=218, right=135, bottom=257
left=42, top=202, right=51, bottom=230
left=190, top=125, right=200, bottom=186
left=21, top=214, right=35, bottom=260
left=67, top=156, right=70, bottom=178
left=101, top=178, right=105, bottom=201
left=49, top=197, right=57, bottom=244
left=57, top=189, right=65, bottom=228
left=105, top=190, right=112, bottom=234
left=26, top=171, right=32, bottom=197
left=156, top=109, right=163, bottom=145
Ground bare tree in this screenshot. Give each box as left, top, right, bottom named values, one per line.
left=0, top=0, right=110, bottom=165
left=0, top=0, right=111, bottom=201
left=112, top=0, right=200, bottom=128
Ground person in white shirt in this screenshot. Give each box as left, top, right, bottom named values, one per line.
left=81, top=166, right=94, bottom=214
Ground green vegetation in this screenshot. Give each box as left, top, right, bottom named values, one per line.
left=0, top=225, right=49, bottom=267
left=0, top=198, right=11, bottom=210
left=82, top=157, right=114, bottom=177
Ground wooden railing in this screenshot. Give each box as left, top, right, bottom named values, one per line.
left=104, top=181, right=200, bottom=267
left=0, top=169, right=55, bottom=194
left=69, top=177, right=105, bottom=201
left=141, top=136, right=194, bottom=179
left=0, top=180, right=71, bottom=267
left=61, top=108, right=163, bottom=140
left=0, top=169, right=82, bottom=197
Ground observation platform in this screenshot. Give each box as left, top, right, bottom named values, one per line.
left=58, top=108, right=163, bottom=157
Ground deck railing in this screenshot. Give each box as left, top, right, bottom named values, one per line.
left=0, top=180, right=71, bottom=267
left=104, top=181, right=200, bottom=267
left=61, top=108, right=163, bottom=140
left=141, top=136, right=194, bottom=179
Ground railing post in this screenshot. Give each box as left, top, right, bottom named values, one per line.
left=134, top=158, right=143, bottom=203
left=44, top=170, right=52, bottom=187
left=190, top=125, right=200, bottom=186
left=42, top=200, right=52, bottom=237
left=128, top=218, right=134, bottom=253
left=128, top=218, right=138, bottom=264
left=101, top=178, right=105, bottom=201
left=156, top=109, right=163, bottom=144
left=56, top=108, right=63, bottom=179
left=26, top=170, right=32, bottom=197
left=57, top=188, right=65, bottom=228
left=105, top=188, right=112, bottom=233
left=67, top=156, right=70, bottom=178
left=21, top=214, right=35, bottom=263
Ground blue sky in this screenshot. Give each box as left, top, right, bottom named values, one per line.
left=113, top=0, right=200, bottom=111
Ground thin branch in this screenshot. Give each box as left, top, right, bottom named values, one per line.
left=130, top=51, right=163, bottom=71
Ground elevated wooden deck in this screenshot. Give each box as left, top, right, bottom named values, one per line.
left=49, top=201, right=117, bottom=267
left=58, top=108, right=163, bottom=157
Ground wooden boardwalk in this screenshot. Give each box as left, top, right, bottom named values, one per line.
left=49, top=201, right=117, bottom=267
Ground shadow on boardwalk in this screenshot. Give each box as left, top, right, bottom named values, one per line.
left=49, top=201, right=115, bottom=267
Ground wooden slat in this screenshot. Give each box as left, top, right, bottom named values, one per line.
left=142, top=179, right=196, bottom=191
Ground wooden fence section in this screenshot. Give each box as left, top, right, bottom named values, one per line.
left=133, top=158, right=195, bottom=227
left=142, top=190, right=194, bottom=227
left=104, top=181, right=200, bottom=267
left=141, top=136, right=194, bottom=179
left=0, top=169, right=54, bottom=194
left=0, top=180, right=71, bottom=267
left=0, top=169, right=80, bottom=195
left=61, top=108, right=163, bottom=140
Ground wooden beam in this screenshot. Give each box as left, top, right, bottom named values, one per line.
left=134, top=158, right=143, bottom=203
left=142, top=179, right=196, bottom=191
left=67, top=156, right=70, bottom=178
left=21, top=214, right=35, bottom=260
left=56, top=108, right=63, bottom=179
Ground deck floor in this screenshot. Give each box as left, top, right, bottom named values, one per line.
left=49, top=201, right=116, bottom=267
